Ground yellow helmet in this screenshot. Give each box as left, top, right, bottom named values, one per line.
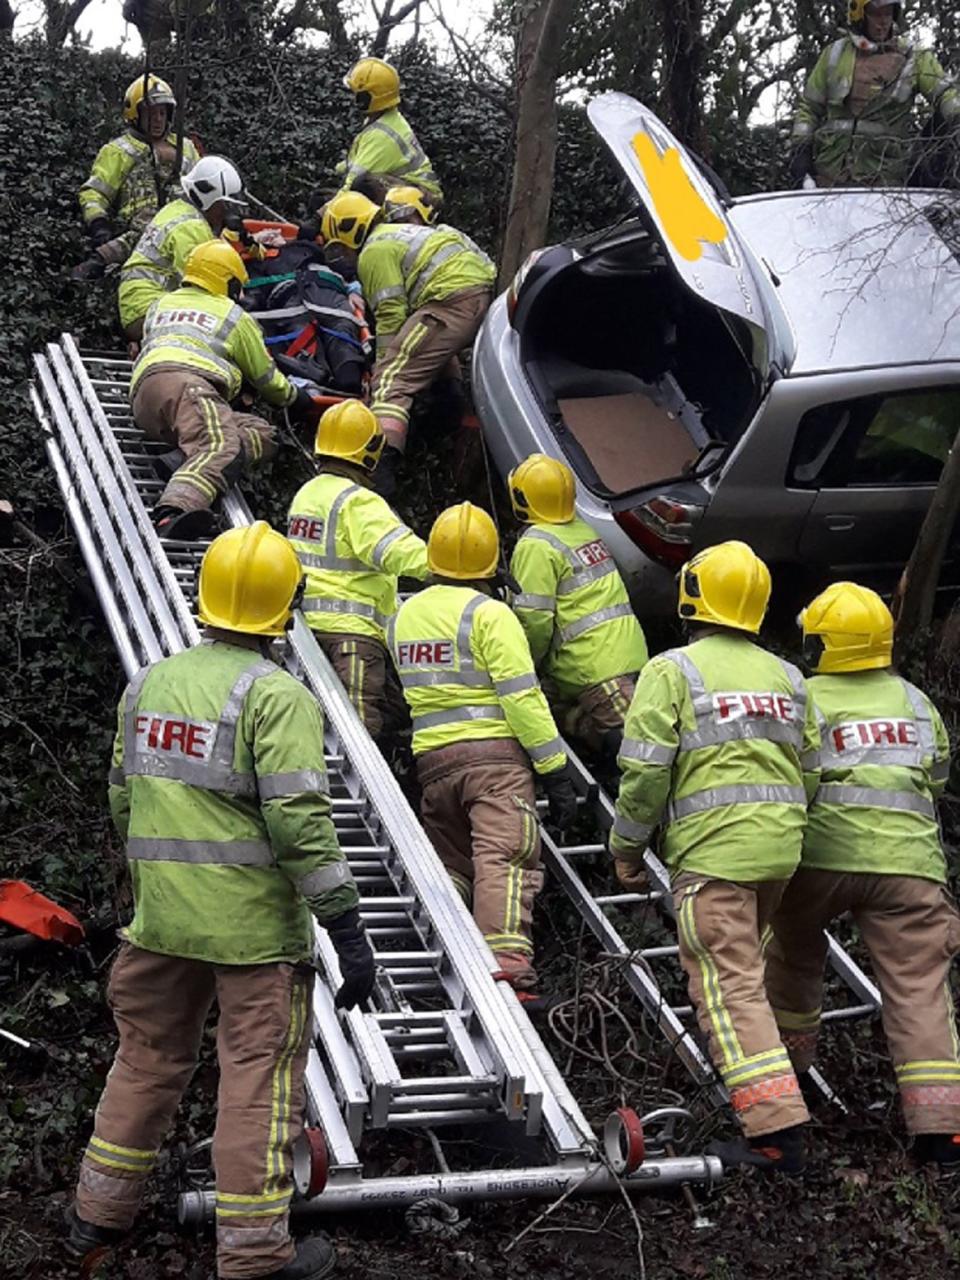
left=428, top=502, right=499, bottom=580
left=344, top=57, right=401, bottom=113
left=123, top=73, right=176, bottom=125
left=314, top=400, right=385, bottom=471
left=678, top=540, right=771, bottom=634
left=799, top=581, right=893, bottom=674
left=848, top=0, right=901, bottom=28
left=383, top=185, right=436, bottom=225
left=182, top=239, right=249, bottom=297
left=508, top=453, right=575, bottom=524
left=198, top=522, right=304, bottom=637
left=321, top=191, right=380, bottom=250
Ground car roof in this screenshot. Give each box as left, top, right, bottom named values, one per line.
left=728, top=189, right=960, bottom=375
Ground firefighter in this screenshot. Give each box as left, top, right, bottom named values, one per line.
left=388, top=502, right=578, bottom=997
left=790, top=2, right=960, bottom=188
left=65, top=521, right=375, bottom=1280
left=765, top=582, right=960, bottom=1168
left=382, top=184, right=437, bottom=226
left=118, top=154, right=246, bottom=344
left=507, top=453, right=649, bottom=757
left=74, top=74, right=201, bottom=282
left=286, top=400, right=428, bottom=741
left=611, top=541, right=820, bottom=1173
left=321, top=191, right=495, bottom=497
left=131, top=239, right=312, bottom=541
left=337, top=57, right=442, bottom=206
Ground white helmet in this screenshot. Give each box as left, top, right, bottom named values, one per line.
left=181, top=156, right=245, bottom=212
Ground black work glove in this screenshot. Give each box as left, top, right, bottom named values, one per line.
left=290, top=384, right=319, bottom=421
left=296, top=217, right=321, bottom=242
left=787, top=141, right=814, bottom=189
left=541, top=763, right=578, bottom=832
left=87, top=217, right=113, bottom=248
left=327, top=907, right=376, bottom=1010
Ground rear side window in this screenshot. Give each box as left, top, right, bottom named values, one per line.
left=788, top=388, right=960, bottom=488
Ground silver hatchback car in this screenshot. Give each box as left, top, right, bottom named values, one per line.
left=473, top=92, right=960, bottom=615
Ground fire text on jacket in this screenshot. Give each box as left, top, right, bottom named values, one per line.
left=134, top=714, right=216, bottom=761
left=712, top=692, right=796, bottom=722
left=831, top=718, right=918, bottom=752
left=396, top=641, right=454, bottom=666
left=575, top=539, right=611, bottom=568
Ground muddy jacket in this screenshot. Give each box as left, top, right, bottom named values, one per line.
left=131, top=283, right=295, bottom=406
left=118, top=197, right=212, bottom=329
left=338, top=107, right=442, bottom=202
left=79, top=130, right=201, bottom=259
left=359, top=222, right=495, bottom=356
left=801, top=669, right=949, bottom=882
left=389, top=584, right=567, bottom=775
left=287, top=471, right=428, bottom=644
left=611, top=632, right=820, bottom=881
left=109, top=638, right=358, bottom=965
left=510, top=517, right=648, bottom=699
left=793, top=33, right=960, bottom=185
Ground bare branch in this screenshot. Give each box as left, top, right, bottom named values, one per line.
left=371, top=0, right=424, bottom=56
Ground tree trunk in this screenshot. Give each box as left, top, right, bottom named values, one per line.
left=657, top=0, right=706, bottom=153
left=0, top=1, right=15, bottom=36
left=892, top=440, right=960, bottom=656
left=371, top=0, right=423, bottom=57
left=498, top=0, right=578, bottom=291
left=45, top=0, right=94, bottom=45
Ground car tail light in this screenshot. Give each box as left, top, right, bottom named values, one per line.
left=614, top=495, right=702, bottom=570
left=505, top=249, right=547, bottom=326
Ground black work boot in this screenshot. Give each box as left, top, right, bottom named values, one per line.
left=913, top=1133, right=960, bottom=1170
left=707, top=1124, right=806, bottom=1176
left=63, top=1203, right=126, bottom=1265
left=151, top=448, right=187, bottom=482
left=254, top=1235, right=336, bottom=1278
left=153, top=506, right=219, bottom=541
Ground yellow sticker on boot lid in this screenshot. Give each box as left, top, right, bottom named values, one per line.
left=631, top=133, right=727, bottom=263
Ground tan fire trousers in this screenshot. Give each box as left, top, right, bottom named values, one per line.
left=132, top=368, right=277, bottom=514
left=369, top=287, right=492, bottom=450
left=673, top=873, right=810, bottom=1138
left=766, top=868, right=960, bottom=1135
left=315, top=631, right=407, bottom=742
left=75, top=943, right=313, bottom=1279
left=551, top=674, right=637, bottom=755
left=417, top=738, right=543, bottom=988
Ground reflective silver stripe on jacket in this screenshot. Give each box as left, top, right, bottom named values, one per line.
left=527, top=736, right=564, bottom=762
left=126, top=837, right=274, bottom=865
left=612, top=813, right=654, bottom=845
left=121, top=657, right=276, bottom=796
left=296, top=860, right=353, bottom=896
left=619, top=739, right=677, bottom=766
left=813, top=783, right=936, bottom=820
left=370, top=525, right=409, bottom=569
left=109, top=765, right=125, bottom=786
left=667, top=784, right=807, bottom=823
left=557, top=559, right=617, bottom=596
left=83, top=175, right=116, bottom=200
left=123, top=265, right=171, bottom=289
left=115, top=134, right=146, bottom=161
left=138, top=336, right=236, bottom=387
left=412, top=705, right=505, bottom=732
left=302, top=599, right=391, bottom=629
left=514, top=592, right=555, bottom=611
left=820, top=118, right=896, bottom=136
left=370, top=284, right=406, bottom=308
left=558, top=602, right=634, bottom=644
left=135, top=210, right=200, bottom=266
left=495, top=672, right=538, bottom=697
left=258, top=769, right=329, bottom=800
left=400, top=226, right=435, bottom=274
left=661, top=648, right=806, bottom=752
left=409, top=241, right=473, bottom=308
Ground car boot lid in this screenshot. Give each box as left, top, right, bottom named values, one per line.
left=586, top=92, right=791, bottom=376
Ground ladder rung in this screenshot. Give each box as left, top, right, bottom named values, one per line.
left=639, top=945, right=679, bottom=959
left=822, top=1002, right=877, bottom=1023
left=595, top=891, right=665, bottom=906
left=557, top=843, right=606, bottom=857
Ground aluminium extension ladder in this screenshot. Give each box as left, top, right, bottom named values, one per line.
left=33, top=333, right=722, bottom=1217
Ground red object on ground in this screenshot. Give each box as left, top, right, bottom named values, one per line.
left=0, top=880, right=84, bottom=944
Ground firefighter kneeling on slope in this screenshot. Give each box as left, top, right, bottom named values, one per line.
left=389, top=502, right=578, bottom=1002
left=765, top=582, right=960, bottom=1169
left=611, top=541, right=819, bottom=1173
left=65, top=521, right=375, bottom=1280
left=507, top=453, right=648, bottom=758
left=130, top=238, right=315, bottom=541
left=320, top=190, right=495, bottom=498
left=287, top=401, right=428, bottom=742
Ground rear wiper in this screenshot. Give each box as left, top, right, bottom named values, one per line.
left=683, top=440, right=729, bottom=479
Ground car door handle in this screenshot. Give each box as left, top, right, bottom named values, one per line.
left=824, top=515, right=856, bottom=532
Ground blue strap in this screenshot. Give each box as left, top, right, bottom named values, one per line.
left=264, top=329, right=302, bottom=346
left=315, top=324, right=365, bottom=353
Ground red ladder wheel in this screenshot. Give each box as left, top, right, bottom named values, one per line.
left=603, top=1107, right=645, bottom=1174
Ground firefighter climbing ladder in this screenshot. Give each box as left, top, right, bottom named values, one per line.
left=33, top=333, right=721, bottom=1217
